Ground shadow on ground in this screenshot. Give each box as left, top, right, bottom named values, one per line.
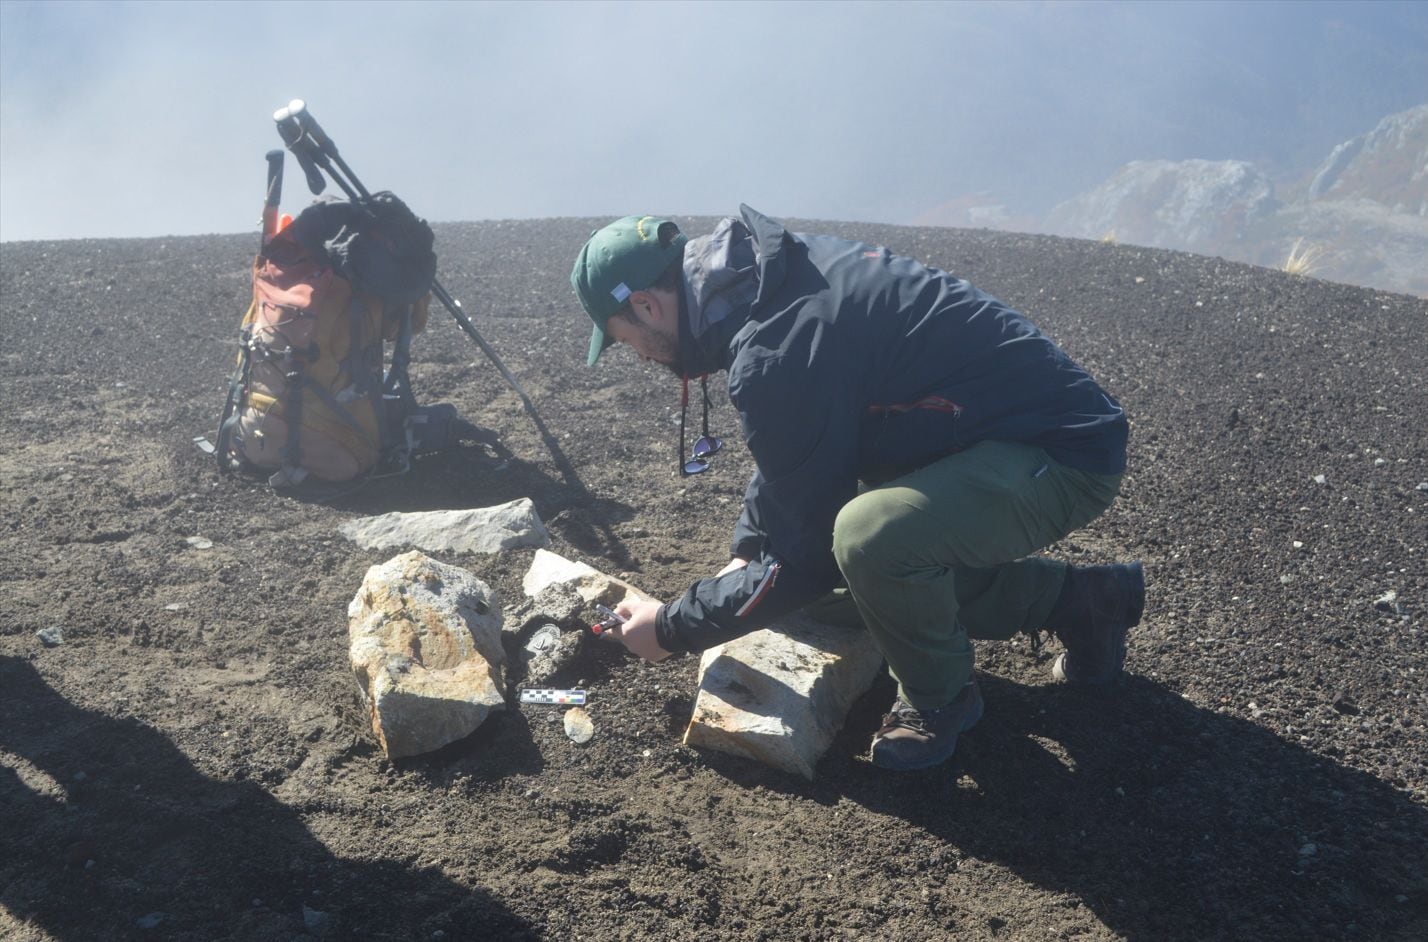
left=0, top=656, right=540, bottom=942
left=704, top=672, right=1428, bottom=941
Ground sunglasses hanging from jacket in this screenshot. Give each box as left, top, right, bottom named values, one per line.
left=680, top=375, right=723, bottom=476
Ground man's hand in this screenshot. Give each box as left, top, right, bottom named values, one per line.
left=614, top=596, right=672, bottom=662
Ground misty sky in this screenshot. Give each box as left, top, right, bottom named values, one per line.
left=2, top=0, right=1425, bottom=242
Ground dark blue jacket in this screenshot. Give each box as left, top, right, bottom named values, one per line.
left=654, top=205, right=1127, bottom=653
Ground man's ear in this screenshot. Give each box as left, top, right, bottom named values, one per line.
left=629, top=290, right=667, bottom=326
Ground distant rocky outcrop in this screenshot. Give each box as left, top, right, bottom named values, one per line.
left=1307, top=104, right=1427, bottom=214
left=1045, top=159, right=1277, bottom=252
left=1040, top=104, right=1428, bottom=297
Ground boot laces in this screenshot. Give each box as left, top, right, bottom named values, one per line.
left=879, top=703, right=929, bottom=735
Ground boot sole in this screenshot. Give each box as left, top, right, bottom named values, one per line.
left=1053, top=561, right=1145, bottom=685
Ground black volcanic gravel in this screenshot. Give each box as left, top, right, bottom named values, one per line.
left=1, top=219, right=1425, bottom=941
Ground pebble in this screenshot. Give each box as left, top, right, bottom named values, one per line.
left=302, top=905, right=334, bottom=935
left=36, top=626, right=64, bottom=647
left=185, top=536, right=213, bottom=550
left=1416, top=482, right=1428, bottom=491
left=1374, top=591, right=1401, bottom=614
left=135, top=912, right=167, bottom=929
left=1299, top=842, right=1317, bottom=856
left=563, top=707, right=595, bottom=744
left=1373, top=458, right=1387, bottom=467
left=1312, top=474, right=1327, bottom=485
left=164, top=602, right=189, bottom=612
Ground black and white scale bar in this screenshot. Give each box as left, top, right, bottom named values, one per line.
left=518, top=688, right=588, bottom=705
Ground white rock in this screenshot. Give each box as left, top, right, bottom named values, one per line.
left=563, top=707, right=595, bottom=744
left=521, top=549, right=656, bottom=608
left=338, top=499, right=549, bottom=555
left=348, top=552, right=506, bottom=759
left=683, top=613, right=884, bottom=780
left=1312, top=474, right=1327, bottom=485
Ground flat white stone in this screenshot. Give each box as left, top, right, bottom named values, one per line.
left=521, top=549, right=655, bottom=607
left=338, top=498, right=549, bottom=555
left=348, top=551, right=506, bottom=758
left=683, top=613, right=883, bottom=780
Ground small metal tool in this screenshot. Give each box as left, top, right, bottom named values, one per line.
left=590, top=603, right=626, bottom=637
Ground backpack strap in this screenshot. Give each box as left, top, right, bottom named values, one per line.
left=215, top=326, right=255, bottom=475
left=276, top=359, right=306, bottom=485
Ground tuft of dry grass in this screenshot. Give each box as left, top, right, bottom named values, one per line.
left=1282, top=237, right=1328, bottom=276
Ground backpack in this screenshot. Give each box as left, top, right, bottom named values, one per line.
left=215, top=192, right=454, bottom=488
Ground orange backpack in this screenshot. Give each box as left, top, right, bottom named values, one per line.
left=216, top=194, right=438, bottom=487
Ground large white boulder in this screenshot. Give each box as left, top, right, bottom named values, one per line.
left=348, top=551, right=506, bottom=758
left=338, top=498, right=549, bottom=555
left=683, top=614, right=883, bottom=780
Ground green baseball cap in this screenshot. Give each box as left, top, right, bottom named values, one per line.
left=571, top=214, right=687, bottom=365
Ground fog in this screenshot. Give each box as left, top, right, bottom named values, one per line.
left=2, top=0, right=1425, bottom=242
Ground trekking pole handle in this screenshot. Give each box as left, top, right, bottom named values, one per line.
left=277, top=99, right=336, bottom=154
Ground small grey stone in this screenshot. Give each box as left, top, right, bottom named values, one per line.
left=302, top=905, right=334, bottom=936
left=1374, top=591, right=1401, bottom=614
left=135, top=912, right=167, bottom=929
left=1299, top=842, right=1318, bottom=856
left=1416, top=482, right=1428, bottom=491
left=1312, top=474, right=1327, bottom=485
left=1373, top=457, right=1388, bottom=467
left=36, top=627, right=64, bottom=647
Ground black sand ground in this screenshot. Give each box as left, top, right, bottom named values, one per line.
left=2, top=217, right=1425, bottom=941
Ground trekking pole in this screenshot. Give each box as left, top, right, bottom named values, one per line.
left=268, top=101, right=594, bottom=495
left=261, top=150, right=284, bottom=251
left=271, top=100, right=542, bottom=422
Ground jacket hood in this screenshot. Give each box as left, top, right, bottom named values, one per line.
left=677, top=204, right=790, bottom=378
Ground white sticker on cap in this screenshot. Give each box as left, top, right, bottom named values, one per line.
left=610, top=282, right=631, bottom=302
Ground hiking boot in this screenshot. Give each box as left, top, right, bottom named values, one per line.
left=1047, top=562, right=1146, bottom=685
left=869, top=680, right=984, bottom=771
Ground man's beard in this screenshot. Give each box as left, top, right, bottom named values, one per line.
left=630, top=320, right=685, bottom=377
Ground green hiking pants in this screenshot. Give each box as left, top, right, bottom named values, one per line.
left=815, top=440, right=1122, bottom=711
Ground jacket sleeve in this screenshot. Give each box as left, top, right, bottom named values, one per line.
left=729, top=470, right=766, bottom=560
left=656, top=342, right=861, bottom=653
